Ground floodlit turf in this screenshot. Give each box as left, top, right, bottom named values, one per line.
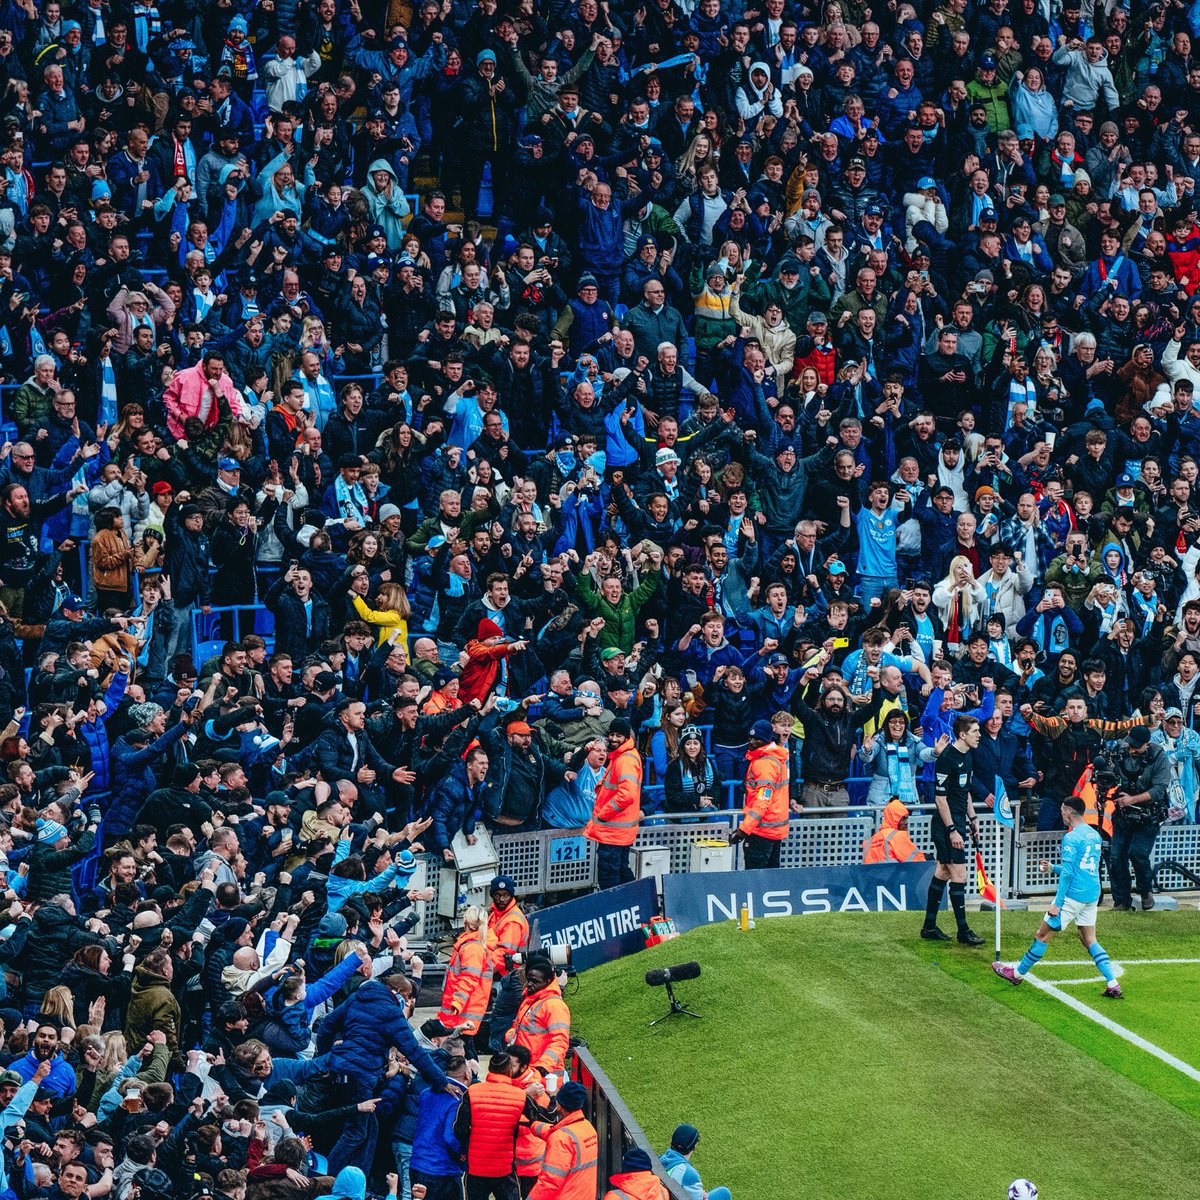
left=572, top=910, right=1200, bottom=1200
left=1052, top=961, right=1200, bottom=1072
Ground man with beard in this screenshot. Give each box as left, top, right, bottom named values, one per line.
left=793, top=679, right=873, bottom=813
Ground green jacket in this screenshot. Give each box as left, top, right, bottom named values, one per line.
left=746, top=262, right=831, bottom=335
left=126, top=962, right=183, bottom=1054
left=575, top=570, right=660, bottom=652
left=965, top=78, right=1011, bottom=133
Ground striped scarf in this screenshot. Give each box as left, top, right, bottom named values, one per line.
left=884, top=741, right=918, bottom=805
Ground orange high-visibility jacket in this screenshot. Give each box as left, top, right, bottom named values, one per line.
left=438, top=927, right=494, bottom=1033
left=604, top=1171, right=671, bottom=1200
left=585, top=737, right=643, bottom=846
left=1074, top=765, right=1115, bottom=836
left=528, top=1111, right=599, bottom=1200
left=507, top=979, right=571, bottom=1073
left=513, top=1069, right=549, bottom=1178
left=740, top=742, right=790, bottom=840
left=462, top=1072, right=527, bottom=1177
left=490, top=900, right=530, bottom=976
left=863, top=799, right=927, bottom=863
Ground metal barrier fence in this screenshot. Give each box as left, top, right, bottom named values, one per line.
left=487, top=806, right=1013, bottom=902
left=1014, top=821, right=1200, bottom=895
left=573, top=1045, right=693, bottom=1200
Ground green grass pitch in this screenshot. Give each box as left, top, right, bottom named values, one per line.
left=571, top=910, right=1200, bottom=1200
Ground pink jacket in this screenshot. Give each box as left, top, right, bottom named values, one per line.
left=163, top=363, right=244, bottom=438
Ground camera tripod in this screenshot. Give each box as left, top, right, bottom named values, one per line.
left=648, top=981, right=702, bottom=1026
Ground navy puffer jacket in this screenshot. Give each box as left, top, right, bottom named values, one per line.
left=315, top=979, right=447, bottom=1092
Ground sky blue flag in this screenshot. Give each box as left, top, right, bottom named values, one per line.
left=994, top=778, right=1014, bottom=828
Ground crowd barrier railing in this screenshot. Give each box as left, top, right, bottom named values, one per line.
left=470, top=807, right=1200, bottom=934
left=573, top=1045, right=694, bottom=1200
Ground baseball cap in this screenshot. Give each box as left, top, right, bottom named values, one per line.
left=599, top=647, right=624, bottom=661
left=827, top=561, right=847, bottom=575
left=807, top=310, right=828, bottom=325
left=917, top=176, right=937, bottom=190
left=980, top=52, right=998, bottom=68
left=767, top=652, right=789, bottom=666
left=218, top=456, right=241, bottom=471
left=1126, top=726, right=1152, bottom=747
left=1049, top=193, right=1066, bottom=206
left=864, top=202, right=883, bottom=217
left=151, top=481, right=173, bottom=496
left=778, top=258, right=801, bottom=274
left=1116, top=472, right=1136, bottom=487
left=506, top=720, right=534, bottom=736
left=62, top=594, right=88, bottom=611
left=1165, top=707, right=1185, bottom=720
left=847, top=156, right=866, bottom=170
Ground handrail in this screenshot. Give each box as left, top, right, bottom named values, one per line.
left=573, top=1045, right=694, bottom=1200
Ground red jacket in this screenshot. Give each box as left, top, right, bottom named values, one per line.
left=461, top=1072, right=527, bottom=1177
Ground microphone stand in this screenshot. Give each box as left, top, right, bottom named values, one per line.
left=649, top=980, right=702, bottom=1026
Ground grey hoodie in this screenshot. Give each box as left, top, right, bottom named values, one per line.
left=1051, top=44, right=1119, bottom=111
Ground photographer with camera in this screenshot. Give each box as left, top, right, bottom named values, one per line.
left=1106, top=726, right=1173, bottom=911
left=1021, top=696, right=1151, bottom=830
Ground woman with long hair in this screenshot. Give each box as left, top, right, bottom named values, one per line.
left=859, top=710, right=942, bottom=808
left=664, top=725, right=725, bottom=814
left=62, top=942, right=137, bottom=1030
left=933, top=555, right=986, bottom=649
left=40, top=985, right=77, bottom=1031
left=650, top=702, right=688, bottom=781
left=349, top=579, right=411, bottom=647
left=677, top=133, right=716, bottom=193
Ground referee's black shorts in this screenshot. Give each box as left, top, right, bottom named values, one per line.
left=931, top=820, right=967, bottom=866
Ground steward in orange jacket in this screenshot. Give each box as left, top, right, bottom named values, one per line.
left=585, top=728, right=644, bottom=845
left=438, top=909, right=494, bottom=1036
left=729, top=721, right=790, bottom=870
left=603, top=1148, right=670, bottom=1200
left=528, top=1082, right=598, bottom=1200
left=585, top=721, right=644, bottom=890
left=513, top=1059, right=550, bottom=1183
left=863, top=799, right=927, bottom=864
left=506, top=959, right=571, bottom=1076
left=489, top=874, right=530, bottom=977
left=451, top=1052, right=529, bottom=1182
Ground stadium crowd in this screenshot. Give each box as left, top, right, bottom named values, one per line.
left=1, top=0, right=1200, bottom=1191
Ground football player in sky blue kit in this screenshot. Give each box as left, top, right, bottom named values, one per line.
left=992, top=795, right=1123, bottom=998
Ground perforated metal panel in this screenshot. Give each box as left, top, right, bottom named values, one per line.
left=780, top=816, right=873, bottom=869
left=495, top=833, right=546, bottom=895
left=633, top=820, right=735, bottom=874
left=907, top=811, right=1012, bottom=899
left=1153, top=823, right=1200, bottom=889
left=540, top=827, right=597, bottom=893
left=1015, top=830, right=1065, bottom=895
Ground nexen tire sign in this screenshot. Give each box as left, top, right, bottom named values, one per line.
left=663, top=864, right=937, bottom=932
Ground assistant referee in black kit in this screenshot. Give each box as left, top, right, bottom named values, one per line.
left=921, top=713, right=985, bottom=946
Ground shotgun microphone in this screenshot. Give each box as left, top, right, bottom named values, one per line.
left=645, top=961, right=702, bottom=987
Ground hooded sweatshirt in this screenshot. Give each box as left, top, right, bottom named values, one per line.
left=735, top=62, right=783, bottom=119
left=362, top=158, right=411, bottom=252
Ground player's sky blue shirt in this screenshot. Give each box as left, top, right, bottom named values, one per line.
left=855, top=507, right=899, bottom=578
left=1053, top=823, right=1103, bottom=906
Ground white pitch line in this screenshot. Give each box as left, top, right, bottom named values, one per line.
left=1041, top=958, right=1200, bottom=966
left=1023, top=975, right=1200, bottom=1084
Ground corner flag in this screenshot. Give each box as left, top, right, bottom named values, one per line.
left=994, top=779, right=1015, bottom=828
left=976, top=848, right=1005, bottom=908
